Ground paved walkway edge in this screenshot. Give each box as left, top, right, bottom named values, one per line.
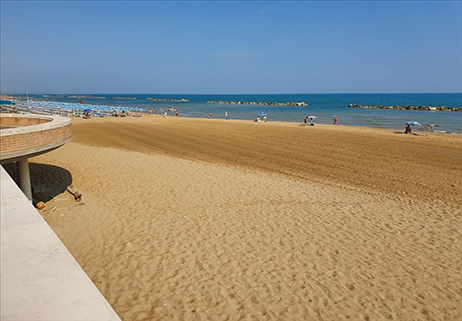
left=1, top=166, right=120, bottom=320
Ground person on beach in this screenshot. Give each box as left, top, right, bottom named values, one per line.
left=149, top=108, right=152, bottom=116
left=404, top=124, right=412, bottom=134
left=208, top=113, right=212, bottom=119
left=304, top=117, right=308, bottom=125
left=333, top=116, right=338, bottom=125
left=225, top=111, right=228, bottom=120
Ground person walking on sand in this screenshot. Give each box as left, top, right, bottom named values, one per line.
left=304, top=116, right=308, bottom=125
left=149, top=108, right=153, bottom=116
left=333, top=116, right=338, bottom=125
left=225, top=111, right=228, bottom=120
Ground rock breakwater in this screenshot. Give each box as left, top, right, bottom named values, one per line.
left=146, top=98, right=189, bottom=102
left=68, top=95, right=106, bottom=99
left=348, top=104, right=462, bottom=112
left=208, top=100, right=308, bottom=106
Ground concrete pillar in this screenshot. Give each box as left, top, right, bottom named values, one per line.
left=17, top=158, right=32, bottom=201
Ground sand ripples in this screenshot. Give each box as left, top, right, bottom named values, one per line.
left=34, top=117, right=461, bottom=320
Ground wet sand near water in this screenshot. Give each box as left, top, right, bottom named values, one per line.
left=27, top=116, right=461, bottom=320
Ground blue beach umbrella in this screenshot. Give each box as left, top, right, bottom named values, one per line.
left=0, top=100, right=15, bottom=105
left=406, top=121, right=421, bottom=126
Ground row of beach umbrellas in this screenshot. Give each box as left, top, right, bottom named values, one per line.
left=8, top=101, right=140, bottom=117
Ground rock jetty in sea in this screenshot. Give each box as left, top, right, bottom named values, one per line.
left=146, top=98, right=189, bottom=102
left=207, top=101, right=308, bottom=107
left=348, top=104, right=462, bottom=112
left=68, top=95, right=106, bottom=99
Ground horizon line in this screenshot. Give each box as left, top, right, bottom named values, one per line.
left=2, top=92, right=462, bottom=96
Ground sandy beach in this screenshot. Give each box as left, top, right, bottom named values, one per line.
left=6, top=116, right=461, bottom=320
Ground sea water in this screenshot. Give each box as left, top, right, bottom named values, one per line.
left=27, top=93, right=462, bottom=133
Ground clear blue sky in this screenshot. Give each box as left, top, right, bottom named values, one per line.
left=1, top=1, right=461, bottom=94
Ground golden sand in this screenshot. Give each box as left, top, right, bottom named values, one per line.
left=13, top=116, right=461, bottom=320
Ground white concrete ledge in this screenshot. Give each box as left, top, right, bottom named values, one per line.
left=1, top=166, right=120, bottom=320
left=0, top=114, right=71, bottom=137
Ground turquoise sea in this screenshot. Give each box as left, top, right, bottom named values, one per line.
left=26, top=93, right=462, bottom=133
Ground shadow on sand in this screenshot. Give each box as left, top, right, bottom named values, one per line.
left=393, top=131, right=425, bottom=136
left=3, top=162, right=73, bottom=203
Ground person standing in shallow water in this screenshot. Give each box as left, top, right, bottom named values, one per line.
left=333, top=116, right=338, bottom=125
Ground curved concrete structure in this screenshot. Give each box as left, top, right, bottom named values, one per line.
left=0, top=114, right=72, bottom=200
left=0, top=114, right=72, bottom=163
